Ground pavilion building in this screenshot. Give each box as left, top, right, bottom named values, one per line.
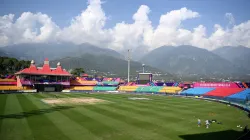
left=15, top=58, right=72, bottom=92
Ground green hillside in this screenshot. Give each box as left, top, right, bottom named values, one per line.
left=48, top=54, right=172, bottom=79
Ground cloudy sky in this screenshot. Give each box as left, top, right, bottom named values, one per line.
left=0, top=0, right=250, bottom=52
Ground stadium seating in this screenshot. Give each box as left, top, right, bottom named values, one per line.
left=149, top=86, right=164, bottom=92
left=149, top=82, right=156, bottom=86
left=20, top=79, right=32, bottom=85
left=19, top=86, right=33, bottom=90
left=155, top=83, right=164, bottom=86
left=93, top=86, right=117, bottom=91
left=102, top=81, right=119, bottom=85
left=204, top=88, right=244, bottom=97
left=0, top=85, right=22, bottom=90
left=227, top=89, right=250, bottom=100
left=181, top=88, right=215, bottom=95
left=173, top=82, right=179, bottom=87
left=0, top=81, right=17, bottom=85
left=0, top=76, right=17, bottom=85
left=242, top=82, right=249, bottom=88
left=0, top=75, right=33, bottom=91
left=236, top=83, right=245, bottom=88
left=0, top=79, right=16, bottom=82
left=135, top=86, right=163, bottom=93
left=135, top=86, right=150, bottom=92
left=125, top=82, right=134, bottom=86
left=69, top=86, right=94, bottom=91
left=246, top=82, right=250, bottom=88
left=118, top=86, right=138, bottom=92
left=70, top=80, right=97, bottom=86
left=165, top=82, right=174, bottom=86
left=158, top=87, right=182, bottom=94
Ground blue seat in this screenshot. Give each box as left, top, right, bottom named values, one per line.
left=227, top=89, right=250, bottom=100
left=181, top=88, right=215, bottom=95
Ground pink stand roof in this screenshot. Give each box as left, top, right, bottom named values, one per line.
left=15, top=58, right=71, bottom=76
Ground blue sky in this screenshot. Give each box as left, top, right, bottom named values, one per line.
left=1, top=0, right=250, bottom=34
left=1, top=0, right=250, bottom=50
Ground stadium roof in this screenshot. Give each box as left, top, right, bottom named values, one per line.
left=15, top=58, right=72, bottom=76
left=82, top=73, right=88, bottom=77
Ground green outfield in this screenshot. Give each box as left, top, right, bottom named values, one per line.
left=0, top=93, right=249, bottom=140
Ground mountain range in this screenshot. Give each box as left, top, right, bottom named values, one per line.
left=0, top=48, right=10, bottom=57
left=213, top=46, right=250, bottom=71
left=1, top=43, right=124, bottom=63
left=47, top=54, right=169, bottom=80
left=141, top=45, right=250, bottom=76
left=1, top=43, right=250, bottom=80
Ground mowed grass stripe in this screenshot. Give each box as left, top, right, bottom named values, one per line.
left=60, top=94, right=191, bottom=138
left=51, top=92, right=206, bottom=109
left=42, top=93, right=169, bottom=139
left=91, top=94, right=246, bottom=127
left=16, top=95, right=70, bottom=140
left=57, top=105, right=136, bottom=140
left=93, top=94, right=249, bottom=128
left=64, top=93, right=225, bottom=110
left=88, top=99, right=243, bottom=140
left=102, top=101, right=232, bottom=132
left=75, top=94, right=191, bottom=122
left=69, top=94, right=238, bottom=132
left=0, top=95, right=7, bottom=133
left=90, top=94, right=243, bottom=119
left=55, top=93, right=247, bottom=126
left=58, top=93, right=238, bottom=127
left=72, top=105, right=170, bottom=140
left=33, top=93, right=136, bottom=139
left=28, top=93, right=248, bottom=139
left=63, top=93, right=229, bottom=118
left=27, top=94, right=102, bottom=140
left=86, top=103, right=197, bottom=140
left=90, top=93, right=210, bottom=105
left=60, top=93, right=250, bottom=127
left=99, top=95, right=234, bottom=120
left=0, top=94, right=33, bottom=140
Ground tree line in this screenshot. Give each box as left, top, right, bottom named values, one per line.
left=0, top=56, right=86, bottom=77
left=70, top=68, right=85, bottom=77
left=0, top=57, right=30, bottom=75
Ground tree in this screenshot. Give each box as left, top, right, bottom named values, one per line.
left=0, top=56, right=30, bottom=75
left=71, top=68, right=85, bottom=77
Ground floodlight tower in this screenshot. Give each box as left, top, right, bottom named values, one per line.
left=142, top=64, right=145, bottom=73
left=127, top=49, right=130, bottom=83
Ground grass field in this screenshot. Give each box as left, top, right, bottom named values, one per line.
left=0, top=93, right=250, bottom=140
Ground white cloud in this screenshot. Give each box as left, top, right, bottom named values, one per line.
left=190, top=25, right=211, bottom=50
left=58, top=0, right=110, bottom=47
left=109, top=5, right=152, bottom=51
left=0, top=14, right=14, bottom=46
left=0, top=12, right=59, bottom=46
left=158, top=7, right=199, bottom=28
left=145, top=7, right=200, bottom=50
left=225, top=13, right=235, bottom=25
left=0, top=0, right=250, bottom=52
left=206, top=20, right=250, bottom=50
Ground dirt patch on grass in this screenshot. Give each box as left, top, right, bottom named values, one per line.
left=42, top=97, right=107, bottom=105
left=128, top=97, right=152, bottom=100
left=43, top=99, right=65, bottom=104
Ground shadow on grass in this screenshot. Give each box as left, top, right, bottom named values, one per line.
left=0, top=106, right=73, bottom=119
left=179, top=129, right=248, bottom=140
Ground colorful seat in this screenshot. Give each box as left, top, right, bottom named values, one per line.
left=204, top=88, right=244, bottom=97
left=181, top=88, right=215, bottom=95
left=227, top=89, right=250, bottom=100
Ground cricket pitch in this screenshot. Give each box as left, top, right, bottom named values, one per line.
left=41, top=97, right=108, bottom=105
